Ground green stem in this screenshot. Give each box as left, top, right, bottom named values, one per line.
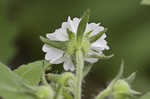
left=95, top=89, right=111, bottom=99
left=54, top=72, right=75, bottom=99
left=53, top=84, right=63, bottom=99
left=41, top=61, right=49, bottom=85
left=75, top=49, right=83, bottom=99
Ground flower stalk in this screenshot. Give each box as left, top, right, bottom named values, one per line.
left=75, top=49, right=83, bottom=99
left=95, top=89, right=111, bottom=99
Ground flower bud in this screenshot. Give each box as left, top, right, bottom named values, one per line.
left=36, top=85, right=54, bottom=99
left=113, top=80, right=131, bottom=99
left=95, top=62, right=140, bottom=99
left=114, top=80, right=130, bottom=94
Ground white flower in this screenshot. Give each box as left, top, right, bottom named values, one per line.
left=42, top=17, right=109, bottom=71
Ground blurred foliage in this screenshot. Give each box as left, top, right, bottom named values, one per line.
left=139, top=92, right=150, bottom=99
left=141, top=0, right=150, bottom=5
left=0, top=0, right=150, bottom=99
left=0, top=0, right=17, bottom=64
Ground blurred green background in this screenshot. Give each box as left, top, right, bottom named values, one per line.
left=0, top=0, right=150, bottom=99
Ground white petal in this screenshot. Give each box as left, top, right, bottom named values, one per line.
left=85, top=23, right=99, bottom=33
left=63, top=54, right=74, bottom=71
left=42, top=44, right=49, bottom=52
left=46, top=17, right=80, bottom=42
left=90, top=26, right=104, bottom=37
left=85, top=50, right=103, bottom=63
left=44, top=45, right=64, bottom=64
left=85, top=23, right=104, bottom=37
left=46, top=28, right=68, bottom=41
left=91, top=34, right=109, bottom=51
left=68, top=17, right=80, bottom=33
left=88, top=50, right=102, bottom=56
left=61, top=21, right=71, bottom=31
left=85, top=50, right=101, bottom=63
left=85, top=58, right=98, bottom=63
left=50, top=57, right=64, bottom=64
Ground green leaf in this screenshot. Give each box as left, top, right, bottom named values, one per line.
left=139, top=92, right=150, bottom=99
left=14, top=60, right=49, bottom=86
left=40, top=36, right=68, bottom=50
left=77, top=9, right=90, bottom=45
left=0, top=62, right=37, bottom=99
left=141, top=0, right=150, bottom=5
left=89, top=28, right=108, bottom=43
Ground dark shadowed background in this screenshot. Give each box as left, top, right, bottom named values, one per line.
left=0, top=0, right=150, bottom=99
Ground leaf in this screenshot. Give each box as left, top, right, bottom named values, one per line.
left=14, top=60, right=50, bottom=86
left=0, top=62, right=37, bottom=99
left=139, top=92, right=150, bottom=99
left=141, top=0, right=150, bottom=5
left=77, top=9, right=90, bottom=45
left=40, top=36, right=69, bottom=51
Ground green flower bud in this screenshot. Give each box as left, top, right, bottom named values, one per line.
left=82, top=38, right=90, bottom=56
left=36, top=85, right=54, bottom=99
left=67, top=40, right=76, bottom=55
left=113, top=80, right=131, bottom=99
left=114, top=80, right=130, bottom=94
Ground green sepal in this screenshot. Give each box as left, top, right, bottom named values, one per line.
left=108, top=61, right=124, bottom=89
left=67, top=41, right=76, bottom=55
left=125, top=72, right=136, bottom=84
left=82, top=39, right=90, bottom=56
left=130, top=89, right=141, bottom=95
left=76, top=9, right=90, bottom=46
left=53, top=72, right=75, bottom=99
left=84, top=30, right=93, bottom=38
left=90, top=28, right=108, bottom=43
left=40, top=36, right=69, bottom=50
left=83, top=63, right=93, bottom=78
left=88, top=54, right=114, bottom=60
left=113, top=92, right=132, bottom=99
left=115, top=60, right=124, bottom=80
left=58, top=72, right=75, bottom=86
left=46, top=72, right=75, bottom=86
left=67, top=28, right=75, bottom=40
left=46, top=73, right=60, bottom=82
left=36, top=85, right=54, bottom=99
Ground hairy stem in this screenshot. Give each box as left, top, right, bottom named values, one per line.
left=41, top=61, right=49, bottom=85
left=75, top=49, right=83, bottom=99
left=53, top=84, right=63, bottom=99
left=95, top=89, right=111, bottom=99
